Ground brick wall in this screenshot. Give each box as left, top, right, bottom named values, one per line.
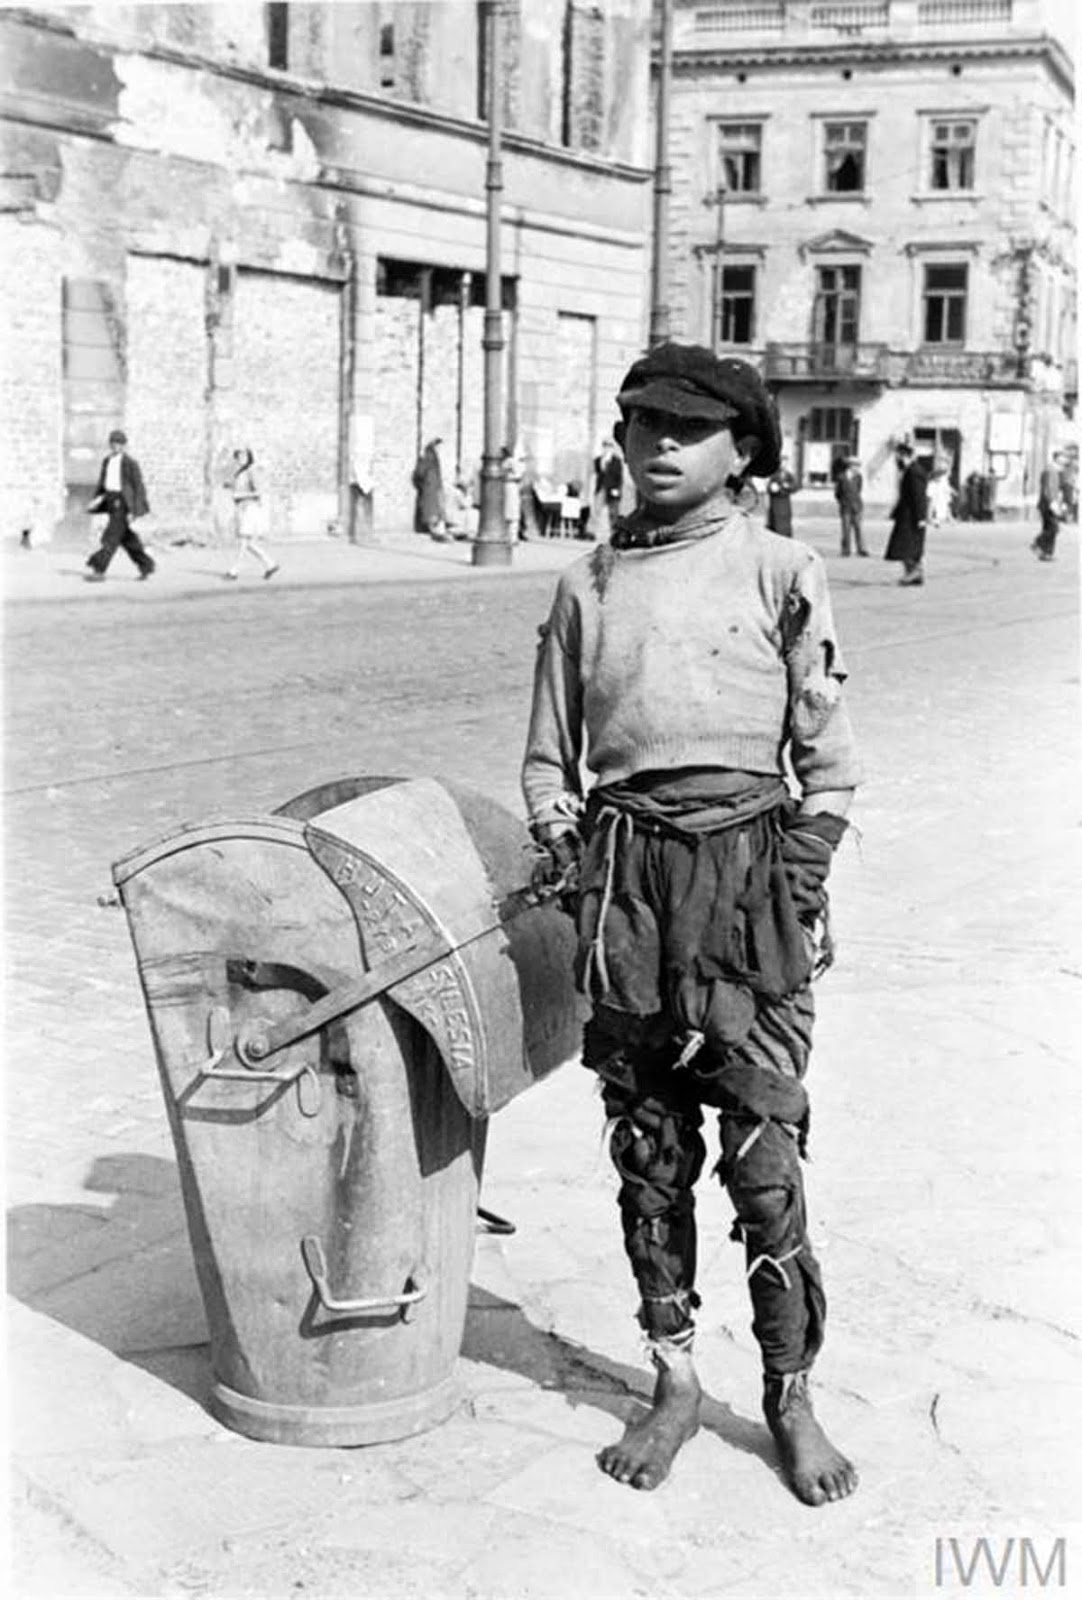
left=217, top=269, right=342, bottom=539
left=126, top=254, right=209, bottom=535
left=554, top=311, right=597, bottom=489
left=0, top=216, right=64, bottom=542
left=372, top=295, right=422, bottom=532
left=1, top=5, right=651, bottom=541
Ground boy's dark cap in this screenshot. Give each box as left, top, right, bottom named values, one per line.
left=616, top=343, right=781, bottom=476
left=108, top=428, right=128, bottom=445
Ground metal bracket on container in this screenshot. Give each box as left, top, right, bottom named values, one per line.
left=191, top=1007, right=323, bottom=1115
left=300, top=1235, right=427, bottom=1322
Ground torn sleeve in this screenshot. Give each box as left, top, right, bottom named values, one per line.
left=782, top=552, right=863, bottom=794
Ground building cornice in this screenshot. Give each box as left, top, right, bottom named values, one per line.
left=0, top=6, right=652, bottom=185
left=668, top=35, right=1074, bottom=99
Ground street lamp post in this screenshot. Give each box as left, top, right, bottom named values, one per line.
left=648, top=0, right=674, bottom=349
left=472, top=0, right=512, bottom=568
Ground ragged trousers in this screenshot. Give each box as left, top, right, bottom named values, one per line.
left=575, top=800, right=830, bottom=1377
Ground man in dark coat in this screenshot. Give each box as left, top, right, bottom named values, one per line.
left=883, top=442, right=928, bottom=586
left=1031, top=450, right=1066, bottom=562
left=85, top=429, right=155, bottom=581
left=411, top=438, right=448, bottom=540
left=834, top=456, right=868, bottom=557
left=765, top=457, right=797, bottom=538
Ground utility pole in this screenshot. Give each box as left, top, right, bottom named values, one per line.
left=648, top=0, right=674, bottom=349
left=472, top=0, right=512, bottom=567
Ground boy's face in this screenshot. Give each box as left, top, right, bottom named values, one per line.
left=623, top=406, right=747, bottom=518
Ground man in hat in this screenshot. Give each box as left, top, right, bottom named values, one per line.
left=1032, top=449, right=1066, bottom=562
left=883, top=440, right=928, bottom=586
left=523, top=343, right=861, bottom=1505
left=835, top=454, right=869, bottom=557
left=85, top=429, right=155, bottom=581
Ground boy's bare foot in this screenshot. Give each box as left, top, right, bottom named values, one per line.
left=763, top=1371, right=858, bottom=1505
left=597, top=1354, right=701, bottom=1491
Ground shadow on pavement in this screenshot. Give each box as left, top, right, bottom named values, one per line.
left=7, top=1150, right=772, bottom=1468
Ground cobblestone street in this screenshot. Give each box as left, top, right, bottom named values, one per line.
left=5, top=519, right=1081, bottom=1597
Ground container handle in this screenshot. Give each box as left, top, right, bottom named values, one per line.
left=300, top=1235, right=427, bottom=1322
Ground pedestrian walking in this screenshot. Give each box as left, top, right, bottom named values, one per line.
left=883, top=441, right=928, bottom=585
left=85, top=429, right=155, bottom=582
left=1031, top=450, right=1067, bottom=562
left=523, top=343, right=861, bottom=1507
left=765, top=456, right=797, bottom=537
left=592, top=437, right=625, bottom=542
left=223, top=449, right=278, bottom=580
left=501, top=445, right=524, bottom=540
left=926, top=455, right=953, bottom=532
left=412, top=437, right=448, bottom=540
left=834, top=455, right=869, bottom=557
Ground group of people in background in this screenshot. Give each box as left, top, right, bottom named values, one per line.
left=411, top=436, right=627, bottom=544
left=411, top=429, right=1075, bottom=591
left=763, top=440, right=1069, bottom=590
left=80, top=422, right=1071, bottom=587
left=83, top=435, right=280, bottom=583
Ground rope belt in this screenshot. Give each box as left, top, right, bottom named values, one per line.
left=581, top=805, right=634, bottom=999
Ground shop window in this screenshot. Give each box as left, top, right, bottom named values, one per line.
left=803, top=407, right=857, bottom=486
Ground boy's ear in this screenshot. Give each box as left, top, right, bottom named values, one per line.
left=734, top=434, right=759, bottom=474
left=613, top=419, right=627, bottom=452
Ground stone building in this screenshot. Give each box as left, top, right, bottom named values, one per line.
left=663, top=0, right=1076, bottom=513
left=0, top=1, right=653, bottom=544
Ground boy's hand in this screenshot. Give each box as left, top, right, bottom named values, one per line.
left=529, top=822, right=583, bottom=899
left=780, top=813, right=848, bottom=974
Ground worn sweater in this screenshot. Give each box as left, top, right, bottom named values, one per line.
left=522, top=503, right=862, bottom=826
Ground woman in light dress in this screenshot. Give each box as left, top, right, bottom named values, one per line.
left=225, top=448, right=278, bottom=580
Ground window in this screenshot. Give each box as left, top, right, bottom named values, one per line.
left=717, top=264, right=756, bottom=345
left=718, top=123, right=762, bottom=194
left=822, top=122, right=866, bottom=193
left=266, top=2, right=288, bottom=70
left=929, top=119, right=975, bottom=190
left=560, top=3, right=604, bottom=151
left=807, top=407, right=854, bottom=445
left=923, top=264, right=968, bottom=344
left=379, top=20, right=395, bottom=89
left=813, top=265, right=861, bottom=349
left=803, top=407, right=857, bottom=486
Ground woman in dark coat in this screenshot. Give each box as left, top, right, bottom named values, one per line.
left=883, top=442, right=928, bottom=586
left=765, top=459, right=797, bottom=537
left=412, top=437, right=447, bottom=539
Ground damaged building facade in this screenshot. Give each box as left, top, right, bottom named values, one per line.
left=0, top=1, right=653, bottom=543
left=663, top=0, right=1076, bottom=513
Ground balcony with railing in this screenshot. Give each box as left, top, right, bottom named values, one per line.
left=681, top=0, right=1034, bottom=47
left=764, top=341, right=892, bottom=383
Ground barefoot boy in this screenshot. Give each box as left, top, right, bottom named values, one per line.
left=522, top=343, right=861, bottom=1505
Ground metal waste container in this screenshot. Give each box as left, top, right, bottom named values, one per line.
left=113, top=775, right=582, bottom=1447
